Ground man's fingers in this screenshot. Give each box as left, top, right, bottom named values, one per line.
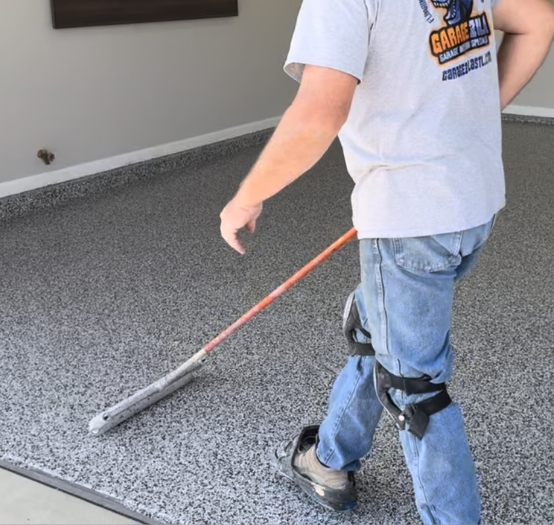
left=221, top=226, right=245, bottom=255
left=246, top=219, right=257, bottom=234
left=232, top=238, right=246, bottom=255
left=219, top=199, right=262, bottom=254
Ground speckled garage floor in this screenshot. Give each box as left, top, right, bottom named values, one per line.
left=1, top=121, right=553, bottom=525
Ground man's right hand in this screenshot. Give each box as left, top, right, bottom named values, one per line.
left=220, top=197, right=263, bottom=255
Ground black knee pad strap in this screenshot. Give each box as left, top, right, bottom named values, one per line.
left=343, top=294, right=375, bottom=356
left=374, top=362, right=452, bottom=440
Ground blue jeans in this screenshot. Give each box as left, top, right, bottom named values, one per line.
left=316, top=216, right=497, bottom=525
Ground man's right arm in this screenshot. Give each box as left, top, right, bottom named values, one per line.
left=493, top=0, right=554, bottom=110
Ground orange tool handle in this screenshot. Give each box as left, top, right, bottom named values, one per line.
left=203, top=228, right=357, bottom=355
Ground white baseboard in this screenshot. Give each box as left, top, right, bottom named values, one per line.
left=0, top=116, right=281, bottom=199
left=503, top=104, right=554, bottom=119
left=2, top=105, right=552, bottom=200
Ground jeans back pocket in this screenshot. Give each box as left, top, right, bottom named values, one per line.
left=393, top=232, right=463, bottom=273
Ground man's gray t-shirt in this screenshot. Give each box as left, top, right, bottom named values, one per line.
left=285, top=0, right=506, bottom=238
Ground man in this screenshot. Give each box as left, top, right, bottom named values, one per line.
left=219, top=0, right=554, bottom=523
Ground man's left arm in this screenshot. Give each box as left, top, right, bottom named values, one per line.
left=220, top=65, right=358, bottom=254
left=494, top=0, right=554, bottom=110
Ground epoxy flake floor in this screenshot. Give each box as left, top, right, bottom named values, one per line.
left=1, top=122, right=553, bottom=524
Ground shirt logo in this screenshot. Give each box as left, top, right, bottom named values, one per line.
left=428, top=0, right=492, bottom=65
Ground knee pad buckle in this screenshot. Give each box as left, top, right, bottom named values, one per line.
left=374, top=362, right=452, bottom=439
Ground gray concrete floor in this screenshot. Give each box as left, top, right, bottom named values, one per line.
left=0, top=468, right=133, bottom=525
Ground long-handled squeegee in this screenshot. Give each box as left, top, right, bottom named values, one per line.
left=89, top=228, right=357, bottom=435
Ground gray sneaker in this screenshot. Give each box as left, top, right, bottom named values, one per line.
left=272, top=425, right=357, bottom=512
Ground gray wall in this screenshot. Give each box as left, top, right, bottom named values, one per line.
left=512, top=51, right=554, bottom=109
left=0, top=0, right=301, bottom=184
left=1, top=3, right=552, bottom=186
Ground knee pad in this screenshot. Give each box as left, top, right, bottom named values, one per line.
left=374, top=361, right=452, bottom=439
left=343, top=292, right=375, bottom=356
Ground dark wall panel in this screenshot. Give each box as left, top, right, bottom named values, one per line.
left=51, top=0, right=239, bottom=29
